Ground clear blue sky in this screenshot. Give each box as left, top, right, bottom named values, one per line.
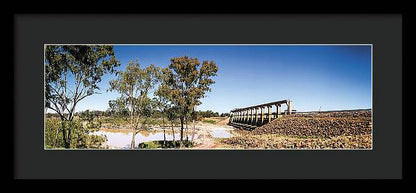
left=69, top=45, right=372, bottom=114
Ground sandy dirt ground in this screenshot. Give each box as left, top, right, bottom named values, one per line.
left=192, top=126, right=217, bottom=149
left=192, top=117, right=234, bottom=149
left=216, top=117, right=230, bottom=125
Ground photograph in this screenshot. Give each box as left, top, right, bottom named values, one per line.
left=44, top=44, right=373, bottom=150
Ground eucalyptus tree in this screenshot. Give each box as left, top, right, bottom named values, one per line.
left=108, top=98, right=129, bottom=118
left=166, top=106, right=180, bottom=144
left=45, top=45, right=119, bottom=148
left=108, top=59, right=160, bottom=149
left=161, top=56, right=218, bottom=141
left=153, top=82, right=173, bottom=147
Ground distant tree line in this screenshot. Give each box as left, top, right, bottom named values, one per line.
left=197, top=110, right=229, bottom=118
left=46, top=109, right=230, bottom=119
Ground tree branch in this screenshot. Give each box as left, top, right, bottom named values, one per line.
left=49, top=84, right=72, bottom=115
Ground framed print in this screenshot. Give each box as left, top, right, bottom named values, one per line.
left=14, top=14, right=403, bottom=179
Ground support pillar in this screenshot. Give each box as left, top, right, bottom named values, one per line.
left=243, top=110, right=247, bottom=123
left=260, top=106, right=265, bottom=125
left=268, top=105, right=272, bottom=123
left=245, top=109, right=248, bottom=124
left=251, top=108, right=254, bottom=125
left=246, top=109, right=250, bottom=123
left=253, top=108, right=256, bottom=124
left=247, top=109, right=250, bottom=123
left=247, top=109, right=250, bottom=124
left=255, top=108, right=258, bottom=125
left=246, top=109, right=249, bottom=123
left=287, top=100, right=292, bottom=114
left=233, top=112, right=235, bottom=122
left=276, top=104, right=282, bottom=118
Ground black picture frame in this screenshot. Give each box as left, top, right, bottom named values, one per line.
left=12, top=13, right=404, bottom=180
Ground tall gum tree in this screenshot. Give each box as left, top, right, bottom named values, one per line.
left=45, top=45, right=119, bottom=148
left=108, top=59, right=160, bottom=149
left=162, top=56, right=218, bottom=141
left=153, top=82, right=174, bottom=147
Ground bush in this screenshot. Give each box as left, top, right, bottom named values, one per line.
left=220, top=113, right=230, bottom=117
left=138, top=140, right=194, bottom=148
left=202, top=119, right=216, bottom=124
left=45, top=118, right=107, bottom=149
left=45, top=118, right=64, bottom=147
left=138, top=141, right=160, bottom=148
left=80, top=110, right=102, bottom=131
left=198, top=110, right=220, bottom=118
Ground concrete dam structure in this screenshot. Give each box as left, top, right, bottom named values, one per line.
left=228, top=100, right=293, bottom=130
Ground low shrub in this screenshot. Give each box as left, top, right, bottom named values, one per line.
left=138, top=140, right=194, bottom=149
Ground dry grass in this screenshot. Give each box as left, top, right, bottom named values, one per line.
left=200, top=117, right=229, bottom=125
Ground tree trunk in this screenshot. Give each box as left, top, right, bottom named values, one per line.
left=191, top=120, right=196, bottom=142
left=67, top=127, right=72, bottom=148
left=162, top=116, right=166, bottom=147
left=61, top=120, right=69, bottom=148
left=64, top=139, right=70, bottom=148
left=63, top=70, right=71, bottom=149
left=130, top=89, right=134, bottom=126
left=163, top=128, right=166, bottom=147
left=185, top=117, right=189, bottom=141
left=171, top=122, right=175, bottom=143
left=130, top=90, right=135, bottom=149
left=180, top=117, right=184, bottom=141
left=131, top=130, right=136, bottom=149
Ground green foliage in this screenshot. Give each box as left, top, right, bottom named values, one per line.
left=108, top=59, right=161, bottom=130
left=220, top=113, right=230, bottom=117
left=107, top=98, right=129, bottom=117
left=45, top=45, right=119, bottom=148
left=79, top=110, right=102, bottom=131
left=138, top=140, right=194, bottom=148
left=99, top=115, right=181, bottom=128
left=45, top=118, right=107, bottom=149
left=138, top=141, right=160, bottom=148
left=166, top=106, right=181, bottom=123
left=45, top=45, right=120, bottom=119
left=45, top=117, right=64, bottom=148
left=160, top=56, right=218, bottom=139
left=108, top=59, right=161, bottom=149
left=162, top=56, right=218, bottom=112
left=202, top=119, right=216, bottom=124
left=100, top=116, right=130, bottom=126
left=198, top=110, right=220, bottom=118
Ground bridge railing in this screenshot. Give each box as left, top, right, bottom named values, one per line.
left=229, top=99, right=293, bottom=128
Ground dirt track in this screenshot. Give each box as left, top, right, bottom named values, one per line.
left=192, top=118, right=233, bottom=149
left=216, top=117, right=230, bottom=125
left=193, top=126, right=217, bottom=149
